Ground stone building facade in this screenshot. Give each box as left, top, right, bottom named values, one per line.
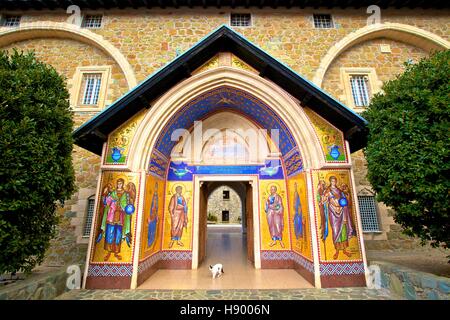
left=0, top=1, right=448, bottom=271
left=207, top=186, right=242, bottom=224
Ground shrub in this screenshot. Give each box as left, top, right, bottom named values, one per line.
left=0, top=50, right=75, bottom=274
left=207, top=213, right=218, bottom=222
left=363, top=50, right=449, bottom=250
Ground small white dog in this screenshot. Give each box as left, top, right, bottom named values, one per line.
left=209, top=263, right=224, bottom=279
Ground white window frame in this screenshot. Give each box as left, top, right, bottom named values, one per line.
left=350, top=75, right=371, bottom=108
left=81, top=73, right=102, bottom=106
left=230, top=13, right=252, bottom=28
left=340, top=67, right=381, bottom=111
left=312, top=13, right=334, bottom=29
left=70, top=66, right=111, bottom=111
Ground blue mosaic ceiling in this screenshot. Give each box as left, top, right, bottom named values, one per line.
left=154, top=86, right=299, bottom=157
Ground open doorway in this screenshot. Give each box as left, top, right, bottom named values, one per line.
left=138, top=176, right=313, bottom=289
left=197, top=181, right=254, bottom=270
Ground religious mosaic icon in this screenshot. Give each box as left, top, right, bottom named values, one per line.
left=293, top=182, right=307, bottom=245
left=264, top=185, right=285, bottom=248
left=168, top=185, right=189, bottom=248
left=147, top=182, right=159, bottom=248
left=95, top=177, right=137, bottom=261
left=317, top=175, right=357, bottom=260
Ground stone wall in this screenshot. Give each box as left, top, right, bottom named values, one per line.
left=0, top=7, right=448, bottom=266
left=0, top=266, right=73, bottom=300
left=370, top=261, right=450, bottom=300
left=12, top=8, right=450, bottom=82
left=207, top=186, right=242, bottom=224
left=321, top=38, right=430, bottom=245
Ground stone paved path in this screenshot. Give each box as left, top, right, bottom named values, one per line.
left=56, top=288, right=401, bottom=300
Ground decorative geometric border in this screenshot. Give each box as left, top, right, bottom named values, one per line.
left=261, top=251, right=315, bottom=274
left=138, top=252, right=161, bottom=274
left=283, top=147, right=304, bottom=177
left=148, top=149, right=169, bottom=179
left=87, top=264, right=133, bottom=277
left=319, top=262, right=365, bottom=276
left=292, top=252, right=315, bottom=274
left=160, top=251, right=192, bottom=261
left=261, top=250, right=292, bottom=261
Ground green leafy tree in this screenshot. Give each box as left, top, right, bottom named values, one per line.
left=363, top=50, right=449, bottom=250
left=0, top=50, right=75, bottom=274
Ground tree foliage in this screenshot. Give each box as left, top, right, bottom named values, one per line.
left=363, top=50, right=449, bottom=249
left=0, top=50, right=75, bottom=274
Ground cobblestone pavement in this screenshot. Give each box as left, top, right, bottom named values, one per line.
left=56, top=288, right=401, bottom=300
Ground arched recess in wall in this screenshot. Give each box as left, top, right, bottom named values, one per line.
left=0, top=22, right=137, bottom=89
left=313, top=23, right=450, bottom=87
left=128, top=67, right=325, bottom=172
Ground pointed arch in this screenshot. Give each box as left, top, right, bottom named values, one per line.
left=129, top=67, right=325, bottom=172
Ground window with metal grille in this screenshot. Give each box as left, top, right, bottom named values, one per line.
left=80, top=73, right=102, bottom=105
left=358, top=196, right=380, bottom=232
left=83, top=197, right=96, bottom=237
left=313, top=14, right=333, bottom=29
left=82, top=15, right=103, bottom=28
left=350, top=75, right=371, bottom=107
left=230, top=13, right=251, bottom=27
left=1, top=15, right=21, bottom=27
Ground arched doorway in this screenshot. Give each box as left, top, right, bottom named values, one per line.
left=127, top=81, right=319, bottom=290
left=79, top=32, right=369, bottom=289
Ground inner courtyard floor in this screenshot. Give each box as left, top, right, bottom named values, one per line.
left=138, top=225, right=313, bottom=290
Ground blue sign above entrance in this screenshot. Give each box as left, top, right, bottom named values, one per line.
left=166, top=159, right=285, bottom=181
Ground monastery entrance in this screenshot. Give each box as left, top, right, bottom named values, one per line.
left=79, top=35, right=369, bottom=290
left=138, top=178, right=314, bottom=290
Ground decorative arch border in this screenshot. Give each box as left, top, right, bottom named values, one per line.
left=313, top=22, right=450, bottom=87
left=0, top=22, right=137, bottom=89
left=153, top=86, right=298, bottom=157
left=129, top=67, right=325, bottom=173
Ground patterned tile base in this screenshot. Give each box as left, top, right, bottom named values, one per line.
left=138, top=252, right=161, bottom=274
left=292, top=253, right=314, bottom=274
left=161, top=251, right=192, bottom=260
left=319, top=262, right=365, bottom=276
left=87, top=264, right=133, bottom=277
